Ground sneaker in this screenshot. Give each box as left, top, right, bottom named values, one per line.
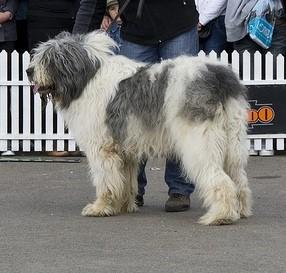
left=165, top=193, right=190, bottom=212
left=1, top=150, right=15, bottom=156
left=135, top=195, right=144, bottom=207
left=259, top=149, right=274, bottom=156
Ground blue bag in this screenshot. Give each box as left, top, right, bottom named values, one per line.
left=247, top=0, right=283, bottom=49
left=248, top=15, right=275, bottom=49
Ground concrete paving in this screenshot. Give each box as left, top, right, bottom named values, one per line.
left=0, top=155, right=286, bottom=273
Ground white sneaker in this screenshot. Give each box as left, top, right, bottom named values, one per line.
left=1, top=151, right=15, bottom=156
left=259, top=150, right=274, bottom=156
left=249, top=149, right=258, bottom=156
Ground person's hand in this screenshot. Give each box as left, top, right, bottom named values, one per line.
left=0, top=11, right=13, bottom=24
left=100, top=16, right=112, bottom=31
left=197, top=22, right=203, bottom=32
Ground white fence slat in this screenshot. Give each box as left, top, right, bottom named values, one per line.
left=265, top=52, right=274, bottom=80
left=254, top=51, right=262, bottom=80
left=22, top=52, right=31, bottom=151
left=254, top=139, right=262, bottom=151
left=11, top=51, right=20, bottom=151
left=0, top=87, right=7, bottom=151
left=68, top=139, right=76, bottom=151
left=208, top=50, right=218, bottom=61
left=0, top=51, right=8, bottom=151
left=276, top=54, right=284, bottom=80
left=220, top=50, right=229, bottom=65
left=45, top=100, right=54, bottom=151
left=242, top=51, right=251, bottom=81
left=276, top=139, right=284, bottom=150
left=34, top=94, right=42, bottom=151
left=265, top=139, right=273, bottom=151
left=231, top=51, right=240, bottom=75
left=198, top=50, right=206, bottom=58
left=56, top=113, right=65, bottom=151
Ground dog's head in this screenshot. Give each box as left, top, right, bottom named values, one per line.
left=27, top=31, right=117, bottom=109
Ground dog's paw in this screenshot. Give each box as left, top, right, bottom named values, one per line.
left=81, top=202, right=116, bottom=217
left=240, top=207, right=253, bottom=218
left=198, top=211, right=240, bottom=226
left=120, top=200, right=138, bottom=213
left=126, top=202, right=138, bottom=213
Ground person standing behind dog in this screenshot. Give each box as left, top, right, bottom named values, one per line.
left=195, top=0, right=229, bottom=54
left=0, top=0, right=19, bottom=52
left=73, top=0, right=198, bottom=212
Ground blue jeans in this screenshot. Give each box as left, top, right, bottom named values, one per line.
left=199, top=15, right=229, bottom=54
left=120, top=28, right=198, bottom=197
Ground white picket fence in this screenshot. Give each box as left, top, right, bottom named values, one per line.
left=0, top=50, right=286, bottom=153
left=0, top=51, right=76, bottom=152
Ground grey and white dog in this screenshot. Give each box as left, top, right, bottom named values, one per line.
left=27, top=31, right=252, bottom=225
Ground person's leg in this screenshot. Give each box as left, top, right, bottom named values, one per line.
left=268, top=18, right=286, bottom=81
left=233, top=35, right=261, bottom=54
left=269, top=18, right=286, bottom=56
left=159, top=28, right=198, bottom=211
left=120, top=39, right=159, bottom=205
left=201, top=16, right=228, bottom=54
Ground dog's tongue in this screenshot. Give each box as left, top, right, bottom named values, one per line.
left=33, top=85, right=39, bottom=94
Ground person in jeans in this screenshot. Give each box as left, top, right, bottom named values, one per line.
left=195, top=0, right=230, bottom=54
left=73, top=0, right=198, bottom=212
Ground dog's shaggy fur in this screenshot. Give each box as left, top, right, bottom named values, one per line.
left=27, top=31, right=252, bottom=225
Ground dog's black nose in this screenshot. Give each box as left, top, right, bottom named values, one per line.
left=26, top=67, right=34, bottom=78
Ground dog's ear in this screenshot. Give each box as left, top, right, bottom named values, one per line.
left=47, top=37, right=99, bottom=108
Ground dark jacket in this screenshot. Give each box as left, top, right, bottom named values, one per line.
left=28, top=0, right=79, bottom=20
left=0, top=0, right=19, bottom=42
left=27, top=0, right=80, bottom=50
left=73, top=0, right=198, bottom=45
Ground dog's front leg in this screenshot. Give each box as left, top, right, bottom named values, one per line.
left=81, top=144, right=127, bottom=217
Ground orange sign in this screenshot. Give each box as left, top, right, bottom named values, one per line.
left=248, top=106, right=275, bottom=124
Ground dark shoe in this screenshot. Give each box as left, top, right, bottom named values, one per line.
left=165, top=193, right=190, bottom=212
left=135, top=195, right=144, bottom=207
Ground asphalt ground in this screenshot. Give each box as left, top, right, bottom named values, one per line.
left=0, top=155, right=286, bottom=273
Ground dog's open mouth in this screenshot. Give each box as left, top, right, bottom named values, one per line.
left=32, top=84, right=55, bottom=95
left=32, top=84, right=56, bottom=107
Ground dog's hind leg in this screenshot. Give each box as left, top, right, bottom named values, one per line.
left=81, top=144, right=127, bottom=217
left=171, top=118, right=240, bottom=225
left=224, top=98, right=252, bottom=218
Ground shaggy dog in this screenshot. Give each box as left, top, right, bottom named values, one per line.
left=27, top=31, right=252, bottom=225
